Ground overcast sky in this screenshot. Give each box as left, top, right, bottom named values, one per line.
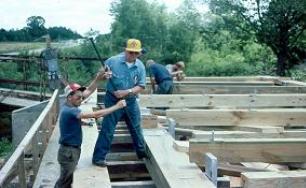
left=0, top=0, right=183, bottom=35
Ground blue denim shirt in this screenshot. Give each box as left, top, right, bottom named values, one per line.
left=105, top=53, right=146, bottom=93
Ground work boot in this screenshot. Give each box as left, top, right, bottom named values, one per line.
left=92, top=160, right=107, bottom=167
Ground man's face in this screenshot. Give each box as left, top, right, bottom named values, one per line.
left=125, top=50, right=140, bottom=63
left=68, top=90, right=83, bottom=107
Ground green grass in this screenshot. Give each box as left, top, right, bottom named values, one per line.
left=0, top=138, right=13, bottom=158
left=0, top=42, right=61, bottom=54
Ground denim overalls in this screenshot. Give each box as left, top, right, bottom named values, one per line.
left=92, top=53, right=147, bottom=162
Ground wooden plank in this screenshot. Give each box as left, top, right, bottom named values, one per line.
left=166, top=108, right=306, bottom=127
left=145, top=76, right=286, bottom=82
left=142, top=114, right=158, bottom=129
left=32, top=123, right=60, bottom=187
left=241, top=170, right=306, bottom=188
left=193, top=130, right=306, bottom=139
left=107, top=161, right=149, bottom=180
left=173, top=140, right=189, bottom=153
left=1, top=96, right=40, bottom=107
left=139, top=94, right=306, bottom=108
left=106, top=152, right=138, bottom=161
left=189, top=138, right=306, bottom=164
left=146, top=80, right=275, bottom=85
left=234, top=126, right=284, bottom=133
left=112, top=134, right=132, bottom=144
left=143, top=129, right=215, bottom=188
left=111, top=180, right=155, bottom=188
left=281, top=80, right=306, bottom=86
left=142, top=85, right=306, bottom=94
left=241, top=162, right=288, bottom=171
left=217, top=163, right=272, bottom=177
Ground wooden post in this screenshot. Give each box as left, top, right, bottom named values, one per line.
left=17, top=153, right=26, bottom=188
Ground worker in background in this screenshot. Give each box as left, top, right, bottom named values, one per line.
left=146, top=59, right=173, bottom=94
left=166, top=61, right=186, bottom=81
left=40, top=34, right=68, bottom=91
left=55, top=70, right=126, bottom=188
left=92, top=38, right=148, bottom=167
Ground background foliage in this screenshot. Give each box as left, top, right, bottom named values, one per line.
left=0, top=0, right=305, bottom=88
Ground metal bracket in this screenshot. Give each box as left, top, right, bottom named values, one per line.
left=167, top=118, right=176, bottom=138
left=204, top=153, right=218, bottom=186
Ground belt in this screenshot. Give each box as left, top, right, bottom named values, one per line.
left=61, top=143, right=80, bottom=149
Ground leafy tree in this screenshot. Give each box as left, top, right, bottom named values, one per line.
left=0, top=16, right=82, bottom=42
left=26, top=16, right=47, bottom=39
left=48, top=26, right=82, bottom=40
left=201, top=0, right=306, bottom=76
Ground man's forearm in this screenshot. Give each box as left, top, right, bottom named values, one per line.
left=82, top=77, right=99, bottom=98
left=131, top=85, right=144, bottom=94
left=80, top=104, right=121, bottom=119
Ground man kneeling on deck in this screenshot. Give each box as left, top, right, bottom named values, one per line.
left=55, top=71, right=126, bottom=188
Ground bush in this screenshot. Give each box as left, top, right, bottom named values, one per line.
left=187, top=50, right=256, bottom=76
left=0, top=138, right=12, bottom=158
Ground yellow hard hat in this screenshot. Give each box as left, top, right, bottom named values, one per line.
left=125, top=39, right=142, bottom=52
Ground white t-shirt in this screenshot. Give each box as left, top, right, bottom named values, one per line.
left=126, top=62, right=134, bottom=68
left=165, top=64, right=173, bottom=73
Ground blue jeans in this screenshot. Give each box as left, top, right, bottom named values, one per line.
left=92, top=92, right=146, bottom=162
left=156, top=80, right=173, bottom=94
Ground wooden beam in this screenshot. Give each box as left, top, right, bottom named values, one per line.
left=111, top=180, right=155, bottom=188
left=146, top=76, right=287, bottom=82
left=139, top=94, right=306, bottom=108
left=107, top=161, right=150, bottom=180
left=142, top=115, right=158, bottom=129
left=1, top=96, right=40, bottom=107
left=106, top=152, right=138, bottom=161
left=189, top=138, right=306, bottom=164
left=112, top=134, right=132, bottom=144
left=241, top=162, right=288, bottom=171
left=146, top=80, right=275, bottom=86
left=142, top=85, right=306, bottom=94
left=143, top=129, right=215, bottom=188
left=166, top=108, right=306, bottom=127
left=193, top=130, right=306, bottom=139
left=173, top=141, right=189, bottom=153
left=217, top=163, right=272, bottom=177
left=234, top=126, right=284, bottom=133
left=241, top=170, right=306, bottom=188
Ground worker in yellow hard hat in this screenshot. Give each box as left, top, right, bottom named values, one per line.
left=92, top=38, right=148, bottom=167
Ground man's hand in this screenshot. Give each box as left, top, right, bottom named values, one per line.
left=113, top=90, right=129, bottom=99
left=116, top=100, right=127, bottom=108
left=96, top=68, right=112, bottom=80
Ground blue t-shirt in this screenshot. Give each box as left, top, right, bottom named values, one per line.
left=149, top=63, right=172, bottom=84
left=59, top=103, right=82, bottom=147
left=105, top=53, right=146, bottom=93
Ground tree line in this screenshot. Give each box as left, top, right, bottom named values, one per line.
left=0, top=16, right=81, bottom=42
left=85, top=0, right=305, bottom=77
left=1, top=0, right=305, bottom=87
